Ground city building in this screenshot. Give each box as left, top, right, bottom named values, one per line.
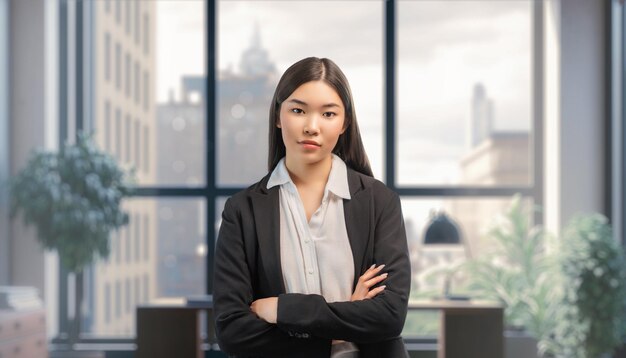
left=89, top=0, right=157, bottom=336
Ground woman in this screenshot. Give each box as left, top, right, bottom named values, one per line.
left=213, top=57, right=411, bottom=358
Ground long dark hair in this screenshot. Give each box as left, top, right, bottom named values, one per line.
left=267, top=57, right=373, bottom=177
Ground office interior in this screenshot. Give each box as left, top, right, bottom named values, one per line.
left=0, top=0, right=624, bottom=357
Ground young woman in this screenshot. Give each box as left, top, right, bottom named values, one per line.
left=213, top=57, right=411, bottom=358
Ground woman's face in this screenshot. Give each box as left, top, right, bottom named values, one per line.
left=278, top=80, right=346, bottom=168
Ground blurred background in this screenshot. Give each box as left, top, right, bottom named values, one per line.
left=0, top=0, right=623, bottom=357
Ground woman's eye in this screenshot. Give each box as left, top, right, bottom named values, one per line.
left=291, top=108, right=303, bottom=114
left=323, top=112, right=336, bottom=118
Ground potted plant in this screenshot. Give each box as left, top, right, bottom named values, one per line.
left=9, top=132, right=134, bottom=349
left=549, top=214, right=626, bottom=358
left=461, top=194, right=558, bottom=358
left=463, top=196, right=626, bottom=358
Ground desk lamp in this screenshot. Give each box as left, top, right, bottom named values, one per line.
left=423, top=211, right=470, bottom=300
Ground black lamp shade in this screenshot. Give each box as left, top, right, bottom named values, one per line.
left=424, top=212, right=461, bottom=245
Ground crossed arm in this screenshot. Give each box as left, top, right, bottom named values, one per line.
left=213, top=193, right=410, bottom=356
left=250, top=264, right=388, bottom=323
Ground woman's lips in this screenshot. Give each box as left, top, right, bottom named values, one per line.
left=299, top=140, right=321, bottom=149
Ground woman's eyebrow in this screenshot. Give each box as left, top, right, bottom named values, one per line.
left=286, top=98, right=307, bottom=105
left=287, top=98, right=341, bottom=108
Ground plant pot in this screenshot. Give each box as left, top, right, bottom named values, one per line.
left=505, top=329, right=539, bottom=358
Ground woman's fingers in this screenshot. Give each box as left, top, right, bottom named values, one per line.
left=364, top=272, right=388, bottom=288
left=359, top=264, right=385, bottom=282
left=351, top=264, right=388, bottom=301
left=366, top=285, right=386, bottom=299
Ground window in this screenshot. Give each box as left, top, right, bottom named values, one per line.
left=125, top=279, right=131, bottom=314
left=61, top=0, right=542, bottom=346
left=104, top=101, right=110, bottom=151
left=135, top=119, right=140, bottom=169
left=104, top=283, right=111, bottom=325
left=397, top=0, right=533, bottom=187
left=395, top=0, right=538, bottom=337
left=125, top=0, right=131, bottom=35
left=125, top=53, right=130, bottom=97
left=134, top=2, right=140, bottom=44
left=134, top=277, right=141, bottom=307
left=125, top=114, right=131, bottom=163
left=115, top=108, right=121, bottom=159
left=115, top=43, right=120, bottom=90
left=134, top=213, right=140, bottom=261
left=115, top=0, right=120, bottom=25
left=104, top=33, right=110, bottom=82
left=115, top=280, right=121, bottom=319
left=143, top=214, right=149, bottom=261
left=143, top=125, right=149, bottom=173
left=125, top=219, right=131, bottom=264
left=134, top=61, right=139, bottom=103
left=143, top=13, right=149, bottom=55
left=142, top=71, right=148, bottom=111
left=217, top=0, right=383, bottom=185
left=143, top=274, right=149, bottom=304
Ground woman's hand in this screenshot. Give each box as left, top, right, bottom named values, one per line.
left=250, top=265, right=387, bottom=326
left=351, top=264, right=387, bottom=301
left=250, top=297, right=278, bottom=323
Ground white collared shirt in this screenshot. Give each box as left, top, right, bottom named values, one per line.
left=267, top=153, right=355, bottom=302
left=267, top=154, right=359, bottom=356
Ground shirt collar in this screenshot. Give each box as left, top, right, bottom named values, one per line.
left=267, top=157, right=291, bottom=189
left=266, top=154, right=351, bottom=200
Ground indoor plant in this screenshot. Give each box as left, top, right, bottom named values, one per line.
left=550, top=214, right=626, bottom=358
left=9, top=132, right=134, bottom=348
left=459, top=195, right=626, bottom=358
left=462, top=194, right=558, bottom=357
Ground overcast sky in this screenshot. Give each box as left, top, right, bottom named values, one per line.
left=151, top=0, right=535, bottom=244
left=156, top=0, right=533, bottom=184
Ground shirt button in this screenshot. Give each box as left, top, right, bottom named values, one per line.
left=308, top=270, right=314, bottom=274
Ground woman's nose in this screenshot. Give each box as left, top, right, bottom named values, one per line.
left=303, top=115, right=320, bottom=135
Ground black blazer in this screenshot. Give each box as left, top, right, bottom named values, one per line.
left=213, top=167, right=411, bottom=358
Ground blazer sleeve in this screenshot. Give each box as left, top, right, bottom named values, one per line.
left=276, top=190, right=411, bottom=343
left=213, top=197, right=330, bottom=356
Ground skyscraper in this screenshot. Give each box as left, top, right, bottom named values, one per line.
left=468, top=83, right=494, bottom=149
left=88, top=0, right=158, bottom=336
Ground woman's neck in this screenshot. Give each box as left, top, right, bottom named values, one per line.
left=284, top=154, right=332, bottom=188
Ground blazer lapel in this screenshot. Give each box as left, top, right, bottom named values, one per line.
left=344, top=169, right=372, bottom=289
left=250, top=179, right=285, bottom=295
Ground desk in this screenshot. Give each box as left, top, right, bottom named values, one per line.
left=409, top=300, right=503, bottom=358
left=136, top=297, right=215, bottom=358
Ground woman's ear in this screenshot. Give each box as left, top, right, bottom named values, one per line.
left=275, top=108, right=282, bottom=128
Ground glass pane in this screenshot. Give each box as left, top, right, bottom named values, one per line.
left=397, top=1, right=533, bottom=187
left=217, top=0, right=384, bottom=186
left=402, top=196, right=534, bottom=337
left=92, top=0, right=206, bottom=187
left=83, top=197, right=206, bottom=337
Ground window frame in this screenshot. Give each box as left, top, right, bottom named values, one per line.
left=54, top=0, right=545, bottom=350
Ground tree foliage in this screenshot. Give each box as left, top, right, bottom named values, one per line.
left=10, top=133, right=134, bottom=273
